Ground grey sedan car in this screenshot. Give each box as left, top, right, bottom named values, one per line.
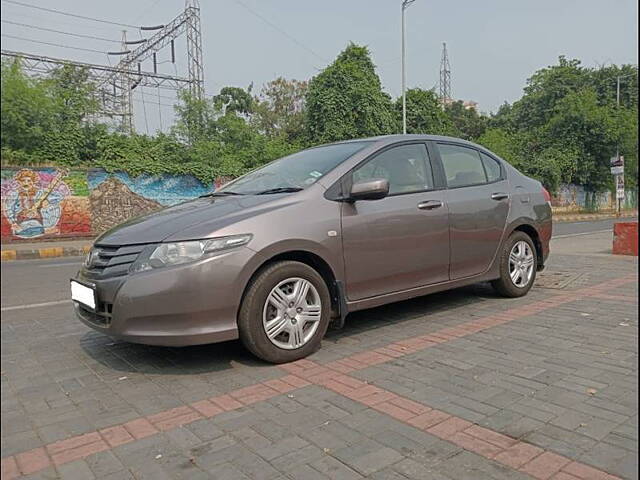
left=71, top=135, right=552, bottom=363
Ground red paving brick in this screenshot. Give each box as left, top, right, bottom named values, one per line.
left=463, top=425, right=518, bottom=449
left=147, top=406, right=202, bottom=431
left=50, top=440, right=109, bottom=466
left=494, top=441, right=545, bottom=469
left=99, top=425, right=134, bottom=448
left=520, top=451, right=572, bottom=479
left=407, top=409, right=450, bottom=430
left=14, top=448, right=50, bottom=475
left=123, top=418, right=159, bottom=440
left=426, top=417, right=473, bottom=439
left=387, top=396, right=431, bottom=415
left=46, top=432, right=102, bottom=455
left=279, top=374, right=310, bottom=388
left=357, top=389, right=397, bottom=406
left=1, top=456, right=19, bottom=480
left=372, top=401, right=417, bottom=421
left=231, top=384, right=279, bottom=405
left=210, top=394, right=243, bottom=411
left=263, top=378, right=297, bottom=393
left=449, top=431, right=504, bottom=458
left=191, top=399, right=223, bottom=418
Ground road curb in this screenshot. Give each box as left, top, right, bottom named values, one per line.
left=553, top=211, right=637, bottom=223
left=0, top=245, right=91, bottom=262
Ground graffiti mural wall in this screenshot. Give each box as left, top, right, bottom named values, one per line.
left=87, top=171, right=213, bottom=234
left=1, top=167, right=214, bottom=241
left=1, top=168, right=91, bottom=240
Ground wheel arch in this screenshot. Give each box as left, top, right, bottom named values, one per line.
left=507, top=220, right=544, bottom=270
left=239, top=249, right=343, bottom=322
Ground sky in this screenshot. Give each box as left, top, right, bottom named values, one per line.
left=1, top=0, right=638, bottom=133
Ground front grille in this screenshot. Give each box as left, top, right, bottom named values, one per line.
left=84, top=244, right=153, bottom=278
left=77, top=301, right=113, bottom=327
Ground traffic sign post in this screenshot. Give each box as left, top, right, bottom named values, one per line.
left=611, top=156, right=625, bottom=216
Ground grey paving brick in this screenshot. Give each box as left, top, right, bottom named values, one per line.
left=581, top=441, right=638, bottom=479
left=332, top=440, right=404, bottom=476
left=56, top=459, right=96, bottom=480
left=309, top=455, right=365, bottom=480
left=85, top=450, right=125, bottom=478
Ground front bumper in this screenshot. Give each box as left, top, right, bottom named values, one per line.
left=73, top=247, right=255, bottom=346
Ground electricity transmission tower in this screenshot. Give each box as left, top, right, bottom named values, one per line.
left=439, top=42, right=451, bottom=107
left=0, top=0, right=205, bottom=133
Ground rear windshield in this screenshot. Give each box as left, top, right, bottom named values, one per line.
left=218, top=142, right=371, bottom=194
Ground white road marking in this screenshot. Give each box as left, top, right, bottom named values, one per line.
left=1, top=300, right=70, bottom=312
left=39, top=262, right=81, bottom=268
left=553, top=229, right=612, bottom=239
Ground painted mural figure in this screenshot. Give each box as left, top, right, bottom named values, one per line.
left=1, top=169, right=70, bottom=238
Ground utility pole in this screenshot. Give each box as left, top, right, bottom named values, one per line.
left=119, top=30, right=134, bottom=134
left=401, top=0, right=415, bottom=135
left=616, top=75, right=621, bottom=216
left=439, top=42, right=451, bottom=108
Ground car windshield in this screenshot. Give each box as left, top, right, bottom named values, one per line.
left=218, top=142, right=371, bottom=195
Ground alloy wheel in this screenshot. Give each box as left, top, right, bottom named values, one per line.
left=509, top=240, right=535, bottom=288
left=262, top=277, right=322, bottom=350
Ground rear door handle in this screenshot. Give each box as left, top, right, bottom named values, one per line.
left=491, top=192, right=509, bottom=201
left=418, top=200, right=443, bottom=210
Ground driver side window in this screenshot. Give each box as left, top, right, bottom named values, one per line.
left=352, top=144, right=433, bottom=195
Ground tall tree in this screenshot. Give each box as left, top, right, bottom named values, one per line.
left=305, top=43, right=395, bottom=144
left=1, top=59, right=54, bottom=153
left=394, top=88, right=455, bottom=136
left=444, top=100, right=488, bottom=140
left=252, top=77, right=307, bottom=143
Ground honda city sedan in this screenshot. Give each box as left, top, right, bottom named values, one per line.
left=71, top=135, right=552, bottom=363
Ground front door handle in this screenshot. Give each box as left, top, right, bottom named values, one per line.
left=491, top=192, right=509, bottom=201
left=418, top=200, right=443, bottom=210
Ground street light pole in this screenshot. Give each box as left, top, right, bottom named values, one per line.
left=401, top=0, right=415, bottom=135
left=616, top=75, right=621, bottom=216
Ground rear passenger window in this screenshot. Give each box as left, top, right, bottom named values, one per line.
left=438, top=144, right=487, bottom=188
left=481, top=152, right=502, bottom=182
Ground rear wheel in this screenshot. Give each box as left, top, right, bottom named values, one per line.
left=238, top=261, right=331, bottom=363
left=491, top=231, right=537, bottom=298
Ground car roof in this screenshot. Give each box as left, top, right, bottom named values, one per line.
left=331, top=134, right=485, bottom=150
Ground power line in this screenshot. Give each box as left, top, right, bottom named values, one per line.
left=233, top=0, right=327, bottom=63
left=1, top=34, right=108, bottom=54
left=1, top=19, right=121, bottom=44
left=1, top=0, right=139, bottom=29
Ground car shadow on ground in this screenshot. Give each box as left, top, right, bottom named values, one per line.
left=79, top=282, right=504, bottom=375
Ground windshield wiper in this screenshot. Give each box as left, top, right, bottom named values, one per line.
left=199, top=191, right=243, bottom=198
left=255, top=187, right=304, bottom=195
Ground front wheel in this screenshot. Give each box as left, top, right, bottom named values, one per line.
left=491, top=231, right=537, bottom=298
left=238, top=261, right=331, bottom=363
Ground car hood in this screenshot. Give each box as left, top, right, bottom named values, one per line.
left=94, top=195, right=294, bottom=246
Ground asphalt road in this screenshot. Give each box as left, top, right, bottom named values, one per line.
left=553, top=216, right=636, bottom=237
left=1, top=218, right=635, bottom=321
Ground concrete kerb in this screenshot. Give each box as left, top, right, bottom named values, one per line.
left=0, top=245, right=91, bottom=261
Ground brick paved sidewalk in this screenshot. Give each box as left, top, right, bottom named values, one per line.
left=1, top=242, right=637, bottom=479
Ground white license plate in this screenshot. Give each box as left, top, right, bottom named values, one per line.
left=71, top=280, right=97, bottom=310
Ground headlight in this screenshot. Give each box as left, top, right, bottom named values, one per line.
left=130, top=234, right=252, bottom=273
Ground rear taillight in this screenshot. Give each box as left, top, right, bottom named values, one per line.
left=542, top=187, right=552, bottom=204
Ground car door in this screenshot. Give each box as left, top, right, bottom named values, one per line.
left=341, top=143, right=450, bottom=301
left=435, top=142, right=510, bottom=280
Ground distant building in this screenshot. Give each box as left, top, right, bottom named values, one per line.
left=440, top=98, right=479, bottom=111
left=462, top=100, right=478, bottom=111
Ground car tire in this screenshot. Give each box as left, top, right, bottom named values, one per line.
left=238, top=261, right=331, bottom=363
left=491, top=231, right=537, bottom=298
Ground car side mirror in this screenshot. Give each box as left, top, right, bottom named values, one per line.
left=349, top=178, right=389, bottom=201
